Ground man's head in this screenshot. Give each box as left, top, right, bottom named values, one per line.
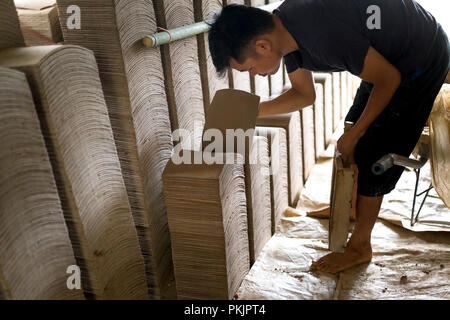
left=208, top=4, right=281, bottom=78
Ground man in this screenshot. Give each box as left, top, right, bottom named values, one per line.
left=208, top=0, right=449, bottom=273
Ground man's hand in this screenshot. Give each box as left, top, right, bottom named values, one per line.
left=257, top=68, right=315, bottom=118
left=337, top=129, right=360, bottom=165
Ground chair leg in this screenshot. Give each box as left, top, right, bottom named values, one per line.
left=411, top=168, right=421, bottom=227
left=413, top=183, right=433, bottom=225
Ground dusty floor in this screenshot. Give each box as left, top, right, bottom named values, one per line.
left=237, top=124, right=450, bottom=300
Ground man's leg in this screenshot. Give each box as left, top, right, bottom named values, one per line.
left=315, top=194, right=383, bottom=273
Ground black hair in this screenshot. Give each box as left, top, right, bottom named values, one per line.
left=207, top=4, right=275, bottom=77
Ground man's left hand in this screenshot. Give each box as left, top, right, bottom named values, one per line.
left=337, top=129, right=360, bottom=165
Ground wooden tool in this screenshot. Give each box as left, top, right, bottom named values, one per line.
left=328, top=150, right=358, bottom=252
left=329, top=121, right=358, bottom=252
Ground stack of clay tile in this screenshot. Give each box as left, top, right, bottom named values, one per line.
left=165, top=0, right=273, bottom=280
left=270, top=65, right=284, bottom=97
left=301, top=105, right=316, bottom=183
left=163, top=89, right=270, bottom=299
left=347, top=72, right=356, bottom=111
left=267, top=0, right=284, bottom=97
left=253, top=73, right=270, bottom=101
left=257, top=111, right=303, bottom=207
left=0, top=45, right=148, bottom=299
left=0, top=67, right=83, bottom=300
left=227, top=0, right=252, bottom=93
left=231, top=67, right=252, bottom=92
left=152, top=0, right=205, bottom=146
left=313, top=83, right=325, bottom=159
left=163, top=151, right=249, bottom=300
left=352, top=75, right=361, bottom=99
left=340, top=72, right=349, bottom=118
left=201, top=89, right=272, bottom=265
left=283, top=61, right=291, bottom=91
left=248, top=0, right=270, bottom=100
left=57, top=0, right=176, bottom=299
left=248, top=136, right=272, bottom=262
left=14, top=0, right=63, bottom=46
left=348, top=72, right=354, bottom=106
left=314, top=73, right=333, bottom=147
left=331, top=73, right=342, bottom=131
left=197, top=0, right=229, bottom=110
left=255, top=127, right=289, bottom=234
left=158, top=0, right=271, bottom=266
left=0, top=0, right=25, bottom=50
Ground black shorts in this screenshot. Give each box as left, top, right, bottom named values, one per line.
left=345, top=26, right=450, bottom=197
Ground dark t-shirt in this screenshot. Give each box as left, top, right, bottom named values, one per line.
left=275, top=0, right=440, bottom=80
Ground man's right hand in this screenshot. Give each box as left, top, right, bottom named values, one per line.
left=257, top=68, right=316, bottom=118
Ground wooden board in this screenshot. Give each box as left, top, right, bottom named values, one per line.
left=329, top=150, right=358, bottom=252
left=202, top=89, right=260, bottom=156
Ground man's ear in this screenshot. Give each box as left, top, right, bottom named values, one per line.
left=254, top=38, right=272, bottom=56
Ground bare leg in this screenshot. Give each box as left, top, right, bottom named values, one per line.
left=307, top=207, right=332, bottom=219
left=307, top=206, right=356, bottom=221
left=314, top=194, right=383, bottom=273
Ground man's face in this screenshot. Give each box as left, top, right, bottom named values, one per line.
left=229, top=40, right=281, bottom=77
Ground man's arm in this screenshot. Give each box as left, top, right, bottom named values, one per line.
left=338, top=46, right=402, bottom=163
left=257, top=68, right=316, bottom=118
left=349, top=46, right=402, bottom=139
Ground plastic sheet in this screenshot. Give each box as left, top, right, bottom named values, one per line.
left=429, top=84, right=450, bottom=208
left=237, top=127, right=450, bottom=300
